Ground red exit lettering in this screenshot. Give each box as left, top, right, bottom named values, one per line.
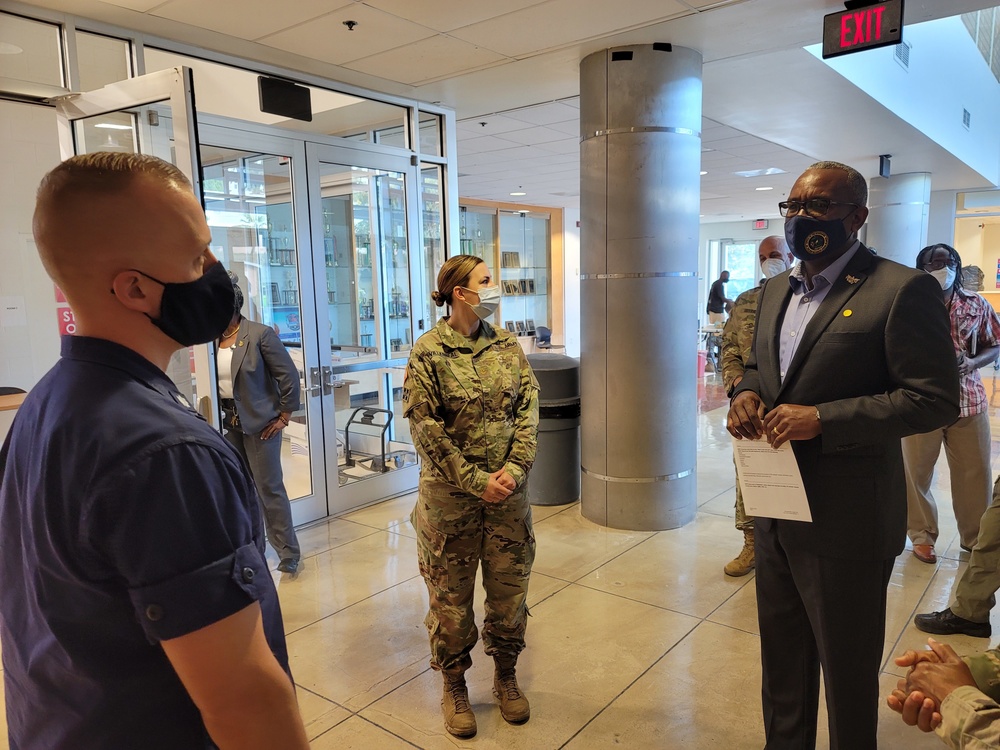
left=840, top=5, right=885, bottom=49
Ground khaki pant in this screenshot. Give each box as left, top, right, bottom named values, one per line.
left=953, top=475, right=1000, bottom=623
left=902, top=411, right=992, bottom=549
left=412, top=485, right=535, bottom=674
left=708, top=311, right=726, bottom=325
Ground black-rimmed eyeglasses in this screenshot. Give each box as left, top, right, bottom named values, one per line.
left=921, top=259, right=957, bottom=272
left=778, top=198, right=859, bottom=218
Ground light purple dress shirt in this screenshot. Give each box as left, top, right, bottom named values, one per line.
left=778, top=241, right=861, bottom=383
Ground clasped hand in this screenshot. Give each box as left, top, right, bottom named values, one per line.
left=886, top=638, right=978, bottom=733
left=482, top=469, right=516, bottom=503
left=726, top=392, right=821, bottom=449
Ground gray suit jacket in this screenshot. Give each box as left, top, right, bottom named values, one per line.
left=226, top=319, right=301, bottom=435
left=733, top=246, right=960, bottom=560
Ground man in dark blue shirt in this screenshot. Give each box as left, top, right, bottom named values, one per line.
left=0, top=153, right=309, bottom=749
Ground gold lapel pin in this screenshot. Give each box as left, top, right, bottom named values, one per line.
left=843, top=310, right=853, bottom=317
left=846, top=274, right=860, bottom=284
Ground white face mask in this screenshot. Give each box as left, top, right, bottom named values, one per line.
left=929, top=267, right=956, bottom=291
left=461, top=285, right=501, bottom=320
left=760, top=258, right=787, bottom=279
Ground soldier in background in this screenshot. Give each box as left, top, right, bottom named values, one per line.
left=404, top=254, right=539, bottom=739
left=720, top=236, right=791, bottom=576
left=888, top=639, right=1000, bottom=748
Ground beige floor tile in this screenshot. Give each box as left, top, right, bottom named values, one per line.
left=310, top=715, right=417, bottom=749
left=362, top=583, right=699, bottom=749
left=527, top=571, right=571, bottom=608
left=341, top=492, right=418, bottom=531
left=531, top=508, right=654, bottom=582
left=579, top=513, right=755, bottom=618
left=296, top=687, right=351, bottom=740
left=286, top=577, right=433, bottom=712
left=564, top=620, right=763, bottom=749
left=881, top=553, right=955, bottom=665
left=707, top=573, right=759, bottom=634
left=274, top=531, right=420, bottom=623
left=294, top=517, right=381, bottom=561
left=531, top=500, right=578, bottom=523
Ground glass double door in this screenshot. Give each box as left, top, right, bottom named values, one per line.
left=198, top=128, right=428, bottom=519
left=55, top=69, right=429, bottom=524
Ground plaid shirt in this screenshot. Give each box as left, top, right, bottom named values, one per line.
left=949, top=288, right=1000, bottom=417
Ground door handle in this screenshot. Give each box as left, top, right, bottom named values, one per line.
left=321, top=365, right=335, bottom=395
left=307, top=367, right=322, bottom=397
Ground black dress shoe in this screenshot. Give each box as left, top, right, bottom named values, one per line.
left=913, top=608, right=990, bottom=638
left=277, top=558, right=300, bottom=575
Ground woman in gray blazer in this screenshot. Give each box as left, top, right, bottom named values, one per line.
left=218, top=274, right=302, bottom=574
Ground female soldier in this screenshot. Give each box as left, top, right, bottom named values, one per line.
left=403, top=254, right=539, bottom=739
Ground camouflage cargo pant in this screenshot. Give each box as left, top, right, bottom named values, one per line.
left=733, top=455, right=755, bottom=532
left=412, top=483, right=535, bottom=675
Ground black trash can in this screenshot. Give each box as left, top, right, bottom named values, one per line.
left=526, top=353, right=580, bottom=506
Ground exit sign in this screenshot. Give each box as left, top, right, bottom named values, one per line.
left=822, top=0, right=904, bottom=60
left=753, top=219, right=769, bottom=230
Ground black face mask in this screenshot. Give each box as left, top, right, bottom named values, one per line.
left=135, top=262, right=236, bottom=346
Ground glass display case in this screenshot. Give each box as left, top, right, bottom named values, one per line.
left=498, top=211, right=550, bottom=337
left=459, top=201, right=559, bottom=342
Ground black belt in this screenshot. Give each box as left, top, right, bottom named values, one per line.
left=221, top=398, right=237, bottom=409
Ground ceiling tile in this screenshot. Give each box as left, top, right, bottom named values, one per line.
left=498, top=127, right=569, bottom=146
left=503, top=101, right=580, bottom=126
left=151, top=0, right=345, bottom=41
left=449, top=0, right=690, bottom=58
left=457, top=114, right=537, bottom=136
left=364, top=0, right=545, bottom=33
left=96, top=0, right=169, bottom=10
left=257, top=4, right=434, bottom=65
left=344, top=34, right=507, bottom=84
left=457, top=134, right=524, bottom=153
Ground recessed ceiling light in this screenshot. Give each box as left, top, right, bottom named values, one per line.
left=95, top=123, right=133, bottom=130
left=510, top=191, right=526, bottom=196
left=755, top=186, right=773, bottom=191
left=734, top=167, right=786, bottom=178
left=0, top=43, right=23, bottom=55
left=700, top=171, right=708, bottom=175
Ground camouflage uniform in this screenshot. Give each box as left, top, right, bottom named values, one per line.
left=721, top=287, right=761, bottom=532
left=934, top=650, right=1000, bottom=748
left=404, top=317, right=540, bottom=675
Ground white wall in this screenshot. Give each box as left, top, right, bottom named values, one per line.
left=928, top=190, right=959, bottom=249
left=813, top=17, right=1000, bottom=185
left=562, top=208, right=580, bottom=358
left=0, top=101, right=62, bottom=391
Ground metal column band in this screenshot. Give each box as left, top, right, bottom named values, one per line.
left=581, top=125, right=701, bottom=143
left=582, top=467, right=694, bottom=483
left=579, top=271, right=695, bottom=280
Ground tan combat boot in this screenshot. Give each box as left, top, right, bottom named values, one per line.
left=493, top=657, right=530, bottom=724
left=724, top=529, right=755, bottom=577
left=441, top=672, right=477, bottom=738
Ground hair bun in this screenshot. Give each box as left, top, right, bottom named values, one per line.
left=431, top=290, right=445, bottom=307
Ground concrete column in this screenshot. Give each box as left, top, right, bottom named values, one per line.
left=579, top=44, right=701, bottom=531
left=866, top=173, right=931, bottom=265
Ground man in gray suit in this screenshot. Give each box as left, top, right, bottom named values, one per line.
left=727, top=161, right=960, bottom=749
left=218, top=276, right=302, bottom=574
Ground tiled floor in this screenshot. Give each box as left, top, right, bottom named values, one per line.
left=4, top=371, right=1000, bottom=748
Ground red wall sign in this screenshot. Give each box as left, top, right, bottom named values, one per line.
left=822, top=0, right=904, bottom=60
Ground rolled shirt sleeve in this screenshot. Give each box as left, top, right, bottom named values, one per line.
left=84, top=440, right=277, bottom=643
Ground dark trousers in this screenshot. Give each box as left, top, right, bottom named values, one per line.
left=755, top=522, right=894, bottom=750
left=225, top=428, right=301, bottom=562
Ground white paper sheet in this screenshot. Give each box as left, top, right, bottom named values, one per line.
left=731, top=436, right=812, bottom=522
